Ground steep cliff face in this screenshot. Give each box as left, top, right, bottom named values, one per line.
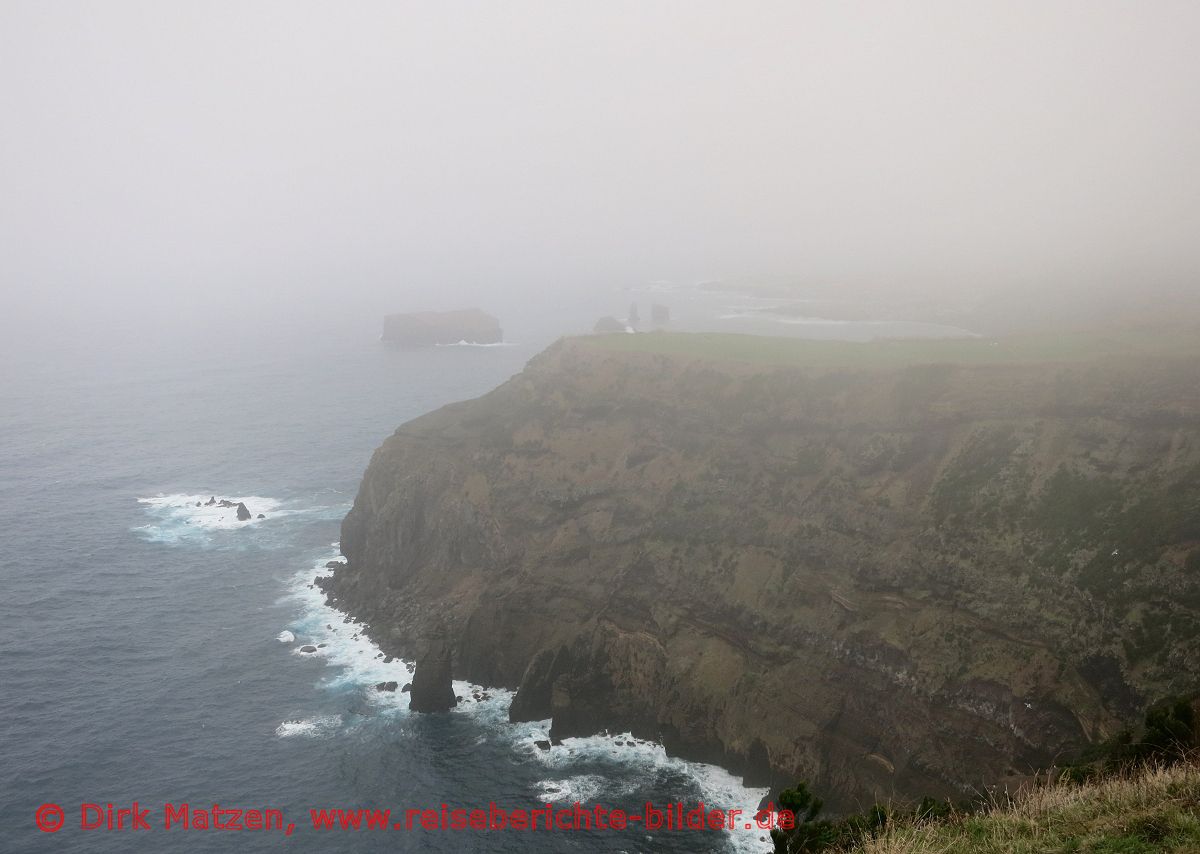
left=331, top=333, right=1200, bottom=807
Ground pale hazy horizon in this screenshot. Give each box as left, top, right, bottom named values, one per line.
left=3, top=1, right=1199, bottom=342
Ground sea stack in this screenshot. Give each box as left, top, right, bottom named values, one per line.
left=408, top=638, right=456, bottom=712
left=381, top=309, right=502, bottom=347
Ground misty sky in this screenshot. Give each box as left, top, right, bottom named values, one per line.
left=2, top=1, right=1199, bottom=331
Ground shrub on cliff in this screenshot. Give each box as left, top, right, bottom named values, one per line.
left=1060, top=692, right=1199, bottom=782
left=769, top=783, right=895, bottom=853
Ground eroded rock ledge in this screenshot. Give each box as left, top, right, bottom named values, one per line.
left=328, top=333, right=1200, bottom=808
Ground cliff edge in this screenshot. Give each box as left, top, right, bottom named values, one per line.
left=329, top=328, right=1200, bottom=807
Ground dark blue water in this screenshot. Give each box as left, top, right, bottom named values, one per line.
left=0, top=301, right=775, bottom=854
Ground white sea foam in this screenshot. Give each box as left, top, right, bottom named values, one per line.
left=133, top=492, right=345, bottom=546
left=275, top=715, right=343, bottom=738
left=139, top=493, right=283, bottom=528
left=133, top=492, right=283, bottom=545
left=509, top=728, right=769, bottom=852
left=535, top=774, right=609, bottom=803
left=280, top=550, right=771, bottom=853
left=277, top=630, right=295, bottom=644
left=280, top=552, right=414, bottom=699
left=279, top=552, right=515, bottom=714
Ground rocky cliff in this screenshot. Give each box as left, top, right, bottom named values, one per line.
left=329, top=330, right=1200, bottom=808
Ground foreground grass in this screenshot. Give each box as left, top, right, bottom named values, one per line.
left=583, top=325, right=1200, bottom=369
left=849, top=762, right=1200, bottom=854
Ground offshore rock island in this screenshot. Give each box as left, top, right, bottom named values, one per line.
left=381, top=308, right=502, bottom=347
left=327, top=327, right=1200, bottom=808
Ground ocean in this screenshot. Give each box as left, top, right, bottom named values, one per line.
left=0, top=289, right=970, bottom=853
left=0, top=296, right=756, bottom=854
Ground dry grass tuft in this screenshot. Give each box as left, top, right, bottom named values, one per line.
left=848, top=761, right=1200, bottom=854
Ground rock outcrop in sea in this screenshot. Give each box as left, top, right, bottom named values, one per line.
left=381, top=309, right=502, bottom=347
left=197, top=496, right=259, bottom=520
left=408, top=637, right=457, bottom=712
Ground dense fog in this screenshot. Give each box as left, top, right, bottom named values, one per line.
left=3, top=1, right=1198, bottom=347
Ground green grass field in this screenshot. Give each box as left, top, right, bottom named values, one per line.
left=581, top=325, right=1200, bottom=369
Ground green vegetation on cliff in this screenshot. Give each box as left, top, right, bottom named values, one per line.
left=584, top=324, right=1200, bottom=367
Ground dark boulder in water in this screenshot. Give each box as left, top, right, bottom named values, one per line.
left=401, top=683, right=411, bottom=693
left=375, top=681, right=399, bottom=692
left=205, top=496, right=216, bottom=506
left=236, top=502, right=252, bottom=521
left=300, top=645, right=317, bottom=653
left=534, top=739, right=551, bottom=751
left=257, top=513, right=265, bottom=519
